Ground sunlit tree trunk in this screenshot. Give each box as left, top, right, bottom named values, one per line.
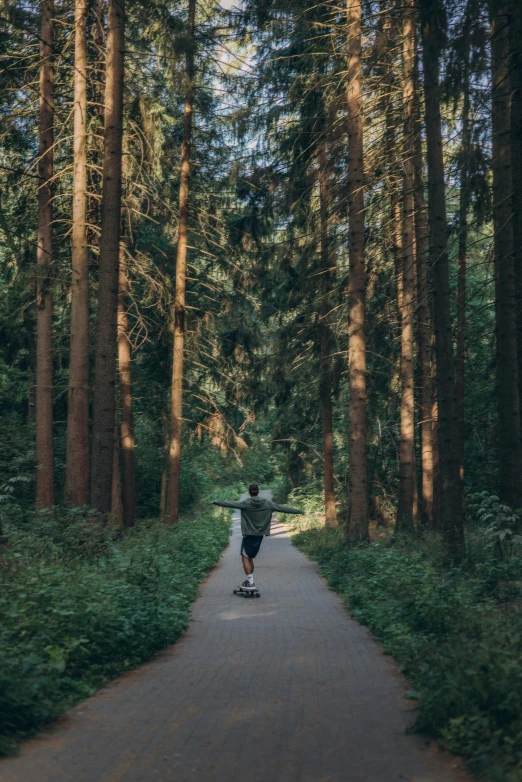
left=91, top=0, right=125, bottom=513
left=413, top=73, right=435, bottom=528
left=420, top=1, right=464, bottom=561
left=65, top=0, right=89, bottom=507
left=117, top=242, right=136, bottom=527
left=35, top=0, right=55, bottom=509
left=397, top=0, right=416, bottom=532
left=166, top=0, right=196, bottom=524
left=456, top=32, right=470, bottom=504
left=345, top=0, right=368, bottom=542
left=414, top=133, right=434, bottom=527
left=159, top=409, right=169, bottom=519
left=490, top=0, right=522, bottom=507
left=319, top=167, right=337, bottom=527
left=93, top=0, right=106, bottom=117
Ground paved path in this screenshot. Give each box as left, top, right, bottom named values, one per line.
left=1, top=496, right=468, bottom=782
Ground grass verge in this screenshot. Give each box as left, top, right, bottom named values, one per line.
left=290, top=515, right=522, bottom=782
left=0, top=504, right=231, bottom=755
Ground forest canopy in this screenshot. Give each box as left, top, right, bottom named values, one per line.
left=0, top=0, right=521, bottom=559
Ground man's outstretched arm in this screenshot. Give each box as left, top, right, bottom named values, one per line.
left=212, top=499, right=246, bottom=510
left=270, top=502, right=304, bottom=515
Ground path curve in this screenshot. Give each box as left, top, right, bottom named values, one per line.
left=1, top=498, right=468, bottom=782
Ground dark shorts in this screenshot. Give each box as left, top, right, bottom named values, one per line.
left=241, top=535, right=263, bottom=559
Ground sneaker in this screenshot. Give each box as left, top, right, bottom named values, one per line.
left=237, top=579, right=256, bottom=592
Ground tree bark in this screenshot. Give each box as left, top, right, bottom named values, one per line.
left=165, top=0, right=196, bottom=524
left=65, top=0, right=89, bottom=507
left=397, top=0, right=416, bottom=532
left=111, top=407, right=123, bottom=526
left=413, top=72, right=435, bottom=528
left=319, top=168, right=337, bottom=527
left=456, top=30, right=470, bottom=504
left=420, top=1, right=464, bottom=561
left=159, top=409, right=169, bottom=519
left=35, top=0, right=55, bottom=509
left=345, top=0, right=368, bottom=542
left=91, top=0, right=125, bottom=513
left=490, top=0, right=522, bottom=507
left=117, top=242, right=136, bottom=527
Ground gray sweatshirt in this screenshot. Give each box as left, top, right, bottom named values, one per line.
left=212, top=496, right=304, bottom=536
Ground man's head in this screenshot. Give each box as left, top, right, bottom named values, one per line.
left=248, top=483, right=259, bottom=496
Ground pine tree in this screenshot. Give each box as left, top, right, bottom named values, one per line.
left=91, top=0, right=125, bottom=513
left=489, top=0, right=522, bottom=508
left=420, top=0, right=464, bottom=560
left=396, top=0, right=416, bottom=532
left=166, top=0, right=197, bottom=525
left=345, top=0, right=369, bottom=542
left=65, top=0, right=89, bottom=507
left=35, top=0, right=55, bottom=509
left=413, top=75, right=435, bottom=527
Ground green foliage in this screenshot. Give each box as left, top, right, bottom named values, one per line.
left=468, top=492, right=522, bottom=557
left=292, top=517, right=522, bottom=781
left=0, top=505, right=230, bottom=755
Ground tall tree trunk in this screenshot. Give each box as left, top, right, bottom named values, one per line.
left=345, top=0, right=368, bottom=542
left=319, top=168, right=337, bottom=527
left=88, top=0, right=105, bottom=243
left=420, top=1, right=464, bottom=561
left=90, top=0, right=125, bottom=513
left=397, top=0, right=416, bottom=532
left=159, top=409, right=169, bottom=519
left=35, top=0, right=55, bottom=509
left=165, top=0, right=196, bottom=525
left=111, top=408, right=123, bottom=526
left=93, top=0, right=106, bottom=117
left=413, top=76, right=435, bottom=527
left=65, top=0, right=89, bottom=507
left=490, top=0, right=522, bottom=507
left=508, top=0, right=522, bottom=452
left=456, top=31, right=470, bottom=504
left=117, top=242, right=136, bottom=527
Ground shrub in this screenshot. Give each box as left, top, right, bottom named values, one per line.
left=0, top=507, right=230, bottom=755
left=292, top=521, right=522, bottom=781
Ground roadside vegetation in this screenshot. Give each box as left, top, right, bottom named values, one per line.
left=0, top=503, right=229, bottom=755
left=289, top=488, right=522, bottom=782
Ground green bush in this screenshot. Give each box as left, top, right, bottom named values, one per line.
left=0, top=506, right=230, bottom=755
left=292, top=522, right=522, bottom=781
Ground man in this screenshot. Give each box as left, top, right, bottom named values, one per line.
left=212, top=483, right=304, bottom=592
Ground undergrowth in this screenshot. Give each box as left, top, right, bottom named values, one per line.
left=290, top=498, right=522, bottom=782
left=0, top=504, right=231, bottom=755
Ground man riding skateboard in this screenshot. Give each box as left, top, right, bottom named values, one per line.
left=212, top=483, right=304, bottom=593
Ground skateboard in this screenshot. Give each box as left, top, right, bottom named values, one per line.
left=233, top=587, right=261, bottom=598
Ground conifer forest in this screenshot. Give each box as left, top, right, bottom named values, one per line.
left=2, top=0, right=522, bottom=778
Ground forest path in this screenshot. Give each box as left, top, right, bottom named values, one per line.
left=1, top=495, right=468, bottom=782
